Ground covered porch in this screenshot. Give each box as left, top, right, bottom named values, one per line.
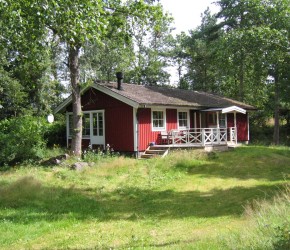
left=158, top=105, right=247, bottom=147
left=159, top=127, right=237, bottom=147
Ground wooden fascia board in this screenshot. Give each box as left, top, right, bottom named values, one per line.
left=139, top=104, right=202, bottom=110
left=54, top=84, right=140, bottom=114
left=54, top=96, right=73, bottom=114
left=222, top=106, right=247, bottom=114
left=92, top=84, right=139, bottom=108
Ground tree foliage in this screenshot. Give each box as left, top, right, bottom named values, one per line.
left=174, top=0, right=290, bottom=144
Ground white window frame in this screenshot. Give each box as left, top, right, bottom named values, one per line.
left=151, top=109, right=166, bottom=131
left=67, top=113, right=73, bottom=138
left=219, top=113, right=227, bottom=128
left=82, top=112, right=91, bottom=138
left=177, top=110, right=190, bottom=130
left=67, top=110, right=105, bottom=138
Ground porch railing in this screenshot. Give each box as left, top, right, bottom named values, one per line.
left=163, top=127, right=236, bottom=146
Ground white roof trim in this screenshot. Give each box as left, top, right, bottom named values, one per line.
left=92, top=84, right=139, bottom=108
left=202, top=106, right=247, bottom=114
left=222, top=106, right=246, bottom=114
left=201, top=108, right=222, bottom=112
left=54, top=96, right=73, bottom=113
left=54, top=83, right=139, bottom=113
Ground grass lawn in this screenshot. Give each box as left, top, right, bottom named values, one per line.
left=0, top=146, right=289, bottom=249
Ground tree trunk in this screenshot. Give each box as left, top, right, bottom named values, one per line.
left=238, top=50, right=245, bottom=102
left=273, top=74, right=280, bottom=145
left=69, top=45, right=82, bottom=156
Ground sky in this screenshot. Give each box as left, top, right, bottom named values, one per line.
left=158, top=0, right=220, bottom=85
left=160, top=0, right=220, bottom=34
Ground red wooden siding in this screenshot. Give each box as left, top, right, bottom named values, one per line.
left=138, top=108, right=158, bottom=151
left=227, top=113, right=234, bottom=128
left=192, top=112, right=201, bottom=128
left=227, top=113, right=248, bottom=141
left=189, top=111, right=194, bottom=128
left=237, top=113, right=248, bottom=141
left=137, top=108, right=178, bottom=151
left=166, top=109, right=178, bottom=131
left=67, top=88, right=134, bottom=151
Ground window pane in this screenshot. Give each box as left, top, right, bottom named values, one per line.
left=152, top=111, right=164, bottom=129
left=82, top=114, right=90, bottom=136
left=68, top=115, right=73, bottom=136
left=178, top=112, right=187, bottom=128
left=93, top=113, right=98, bottom=136
left=219, top=114, right=226, bottom=127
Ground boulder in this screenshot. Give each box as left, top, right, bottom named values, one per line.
left=71, top=162, right=89, bottom=171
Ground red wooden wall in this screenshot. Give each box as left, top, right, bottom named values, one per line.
left=66, top=88, right=134, bottom=151
left=227, top=113, right=248, bottom=141
left=137, top=108, right=178, bottom=151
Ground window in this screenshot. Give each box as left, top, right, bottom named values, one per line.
left=208, top=112, right=217, bottom=126
left=178, top=111, right=188, bottom=129
left=68, top=114, right=73, bottom=136
left=67, top=111, right=105, bottom=138
left=219, top=114, right=226, bottom=128
left=152, top=110, right=165, bottom=131
left=82, top=113, right=90, bottom=136
left=93, top=112, right=104, bottom=136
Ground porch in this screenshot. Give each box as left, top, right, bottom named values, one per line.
left=158, top=127, right=237, bottom=147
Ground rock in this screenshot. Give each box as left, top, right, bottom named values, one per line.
left=42, top=154, right=70, bottom=166
left=56, top=154, right=70, bottom=161
left=71, top=162, right=89, bottom=171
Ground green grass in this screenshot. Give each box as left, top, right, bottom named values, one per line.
left=0, top=146, right=289, bottom=249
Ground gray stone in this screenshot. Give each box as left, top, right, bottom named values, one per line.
left=71, top=162, right=89, bottom=171
left=56, top=154, right=70, bottom=161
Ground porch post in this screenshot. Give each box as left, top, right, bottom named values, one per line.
left=202, top=128, right=205, bottom=146
left=194, top=112, right=197, bottom=129
left=199, top=113, right=202, bottom=129
left=66, top=112, right=69, bottom=148
left=133, top=107, right=138, bottom=158
left=247, top=112, right=250, bottom=142
left=216, top=112, right=220, bottom=144
left=234, top=112, right=237, bottom=144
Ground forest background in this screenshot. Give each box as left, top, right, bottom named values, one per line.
left=0, top=0, right=289, bottom=162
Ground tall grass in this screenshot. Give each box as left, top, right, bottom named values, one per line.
left=219, top=186, right=290, bottom=250
left=0, top=146, right=289, bottom=249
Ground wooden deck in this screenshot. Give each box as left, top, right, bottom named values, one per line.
left=159, top=127, right=237, bottom=147
left=140, top=128, right=237, bottom=158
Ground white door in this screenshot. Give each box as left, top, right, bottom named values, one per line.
left=90, top=111, right=105, bottom=147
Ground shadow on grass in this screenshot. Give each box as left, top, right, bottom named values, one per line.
left=0, top=176, right=286, bottom=224
left=173, top=146, right=290, bottom=181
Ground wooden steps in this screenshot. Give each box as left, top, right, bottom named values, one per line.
left=140, top=146, right=169, bottom=159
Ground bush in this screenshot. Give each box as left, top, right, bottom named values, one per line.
left=44, top=120, right=66, bottom=148
left=0, top=116, right=48, bottom=166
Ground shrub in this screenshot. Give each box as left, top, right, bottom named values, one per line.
left=44, top=120, right=66, bottom=148
left=0, top=116, right=47, bottom=166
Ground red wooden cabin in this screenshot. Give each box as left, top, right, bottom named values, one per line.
left=55, top=81, right=255, bottom=155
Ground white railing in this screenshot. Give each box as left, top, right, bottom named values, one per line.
left=229, top=127, right=237, bottom=144
left=163, top=127, right=237, bottom=146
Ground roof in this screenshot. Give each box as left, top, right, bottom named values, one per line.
left=203, top=106, right=247, bottom=114
left=55, top=81, right=256, bottom=113
left=98, top=82, right=255, bottom=109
